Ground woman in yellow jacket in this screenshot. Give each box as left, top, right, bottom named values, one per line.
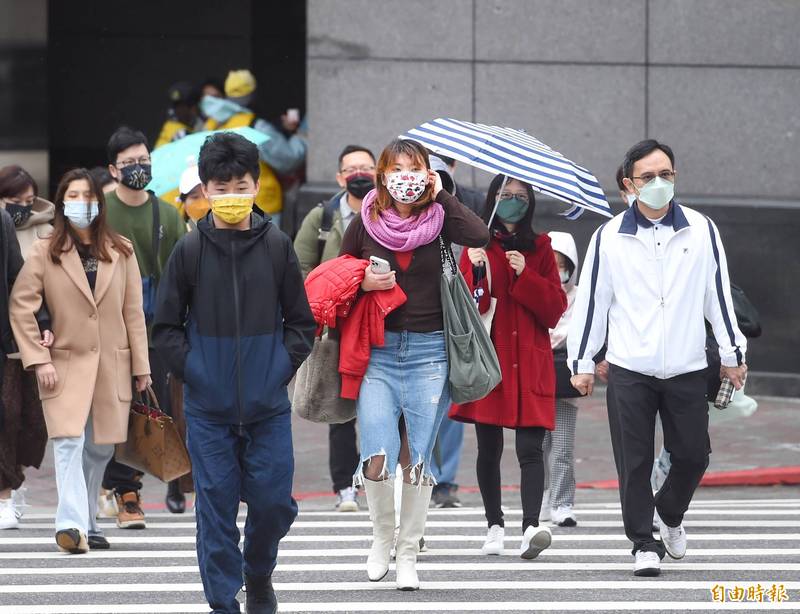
left=10, top=168, right=151, bottom=553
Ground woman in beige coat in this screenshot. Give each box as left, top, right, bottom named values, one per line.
left=10, top=168, right=151, bottom=554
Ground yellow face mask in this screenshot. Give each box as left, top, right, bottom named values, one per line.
left=209, top=193, right=254, bottom=225
left=185, top=197, right=211, bottom=222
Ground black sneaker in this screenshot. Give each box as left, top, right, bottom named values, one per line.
left=88, top=535, right=110, bottom=549
left=244, top=573, right=277, bottom=614
left=432, top=484, right=462, bottom=508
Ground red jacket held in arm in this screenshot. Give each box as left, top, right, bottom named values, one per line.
left=303, top=255, right=407, bottom=400
left=450, top=234, right=567, bottom=429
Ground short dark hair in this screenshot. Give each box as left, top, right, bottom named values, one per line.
left=0, top=165, right=38, bottom=199
left=107, top=126, right=149, bottom=164
left=89, top=166, right=116, bottom=189
left=622, top=139, right=675, bottom=179
left=483, top=174, right=537, bottom=250
left=338, top=145, right=375, bottom=170
left=198, top=132, right=260, bottom=184
left=615, top=165, right=626, bottom=191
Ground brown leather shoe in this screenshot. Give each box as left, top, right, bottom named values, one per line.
left=56, top=528, right=89, bottom=554
left=115, top=491, right=146, bottom=529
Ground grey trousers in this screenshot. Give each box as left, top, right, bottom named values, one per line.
left=543, top=399, right=578, bottom=509
left=53, top=416, right=114, bottom=537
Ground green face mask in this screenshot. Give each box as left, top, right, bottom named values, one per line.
left=495, top=197, right=528, bottom=223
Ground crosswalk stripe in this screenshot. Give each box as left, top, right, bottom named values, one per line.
left=1, top=542, right=798, bottom=557
left=18, top=499, right=800, bottom=520
left=271, top=603, right=799, bottom=612
left=3, top=580, right=799, bottom=593
left=4, top=533, right=800, bottom=545
left=2, top=603, right=796, bottom=614
left=14, top=518, right=800, bottom=531
left=0, top=549, right=796, bottom=570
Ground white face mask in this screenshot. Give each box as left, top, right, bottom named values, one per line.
left=385, top=171, right=427, bottom=204
left=63, top=201, right=100, bottom=228
left=559, top=269, right=570, bottom=284
left=625, top=193, right=637, bottom=207
left=636, top=177, right=674, bottom=210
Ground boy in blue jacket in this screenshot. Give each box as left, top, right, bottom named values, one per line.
left=153, top=132, right=315, bottom=614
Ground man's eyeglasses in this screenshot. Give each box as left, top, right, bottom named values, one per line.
left=340, top=166, right=375, bottom=175
left=116, top=157, right=151, bottom=169
left=631, top=170, right=676, bottom=184
left=498, top=191, right=530, bottom=203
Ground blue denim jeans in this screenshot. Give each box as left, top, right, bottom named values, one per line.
left=52, top=416, right=114, bottom=538
left=431, top=416, right=464, bottom=486
left=354, top=330, right=450, bottom=485
left=186, top=412, right=298, bottom=614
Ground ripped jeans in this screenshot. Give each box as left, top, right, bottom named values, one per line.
left=354, top=330, right=450, bottom=486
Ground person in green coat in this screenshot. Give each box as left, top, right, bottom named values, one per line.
left=292, top=144, right=374, bottom=512
left=102, top=126, right=187, bottom=526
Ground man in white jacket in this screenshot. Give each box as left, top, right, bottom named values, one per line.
left=567, top=140, right=747, bottom=577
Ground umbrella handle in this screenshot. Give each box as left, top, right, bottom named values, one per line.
left=486, top=175, right=509, bottom=228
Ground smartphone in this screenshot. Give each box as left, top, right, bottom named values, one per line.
left=369, top=256, right=391, bottom=275
left=286, top=108, right=300, bottom=123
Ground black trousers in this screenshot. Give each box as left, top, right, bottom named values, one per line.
left=475, top=423, right=546, bottom=531
left=329, top=418, right=359, bottom=493
left=102, top=347, right=172, bottom=495
left=607, top=364, right=711, bottom=557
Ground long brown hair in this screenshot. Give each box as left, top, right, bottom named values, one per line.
left=372, top=139, right=435, bottom=220
left=48, top=168, right=132, bottom=263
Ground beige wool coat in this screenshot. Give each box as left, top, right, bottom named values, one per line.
left=9, top=238, right=150, bottom=443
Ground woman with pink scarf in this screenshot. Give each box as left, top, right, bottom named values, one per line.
left=340, top=139, right=488, bottom=590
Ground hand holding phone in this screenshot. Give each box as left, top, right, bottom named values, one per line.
left=363, top=256, right=395, bottom=292
left=369, top=256, right=391, bottom=274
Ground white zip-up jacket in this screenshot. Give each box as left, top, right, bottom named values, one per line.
left=567, top=202, right=746, bottom=379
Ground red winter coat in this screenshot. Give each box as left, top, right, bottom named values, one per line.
left=449, top=234, right=567, bottom=429
left=303, top=255, right=407, bottom=400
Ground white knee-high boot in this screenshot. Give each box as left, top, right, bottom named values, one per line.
left=363, top=478, right=395, bottom=581
left=395, top=482, right=433, bottom=590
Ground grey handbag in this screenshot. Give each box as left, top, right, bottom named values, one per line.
left=291, top=333, right=357, bottom=424
left=438, top=237, right=502, bottom=404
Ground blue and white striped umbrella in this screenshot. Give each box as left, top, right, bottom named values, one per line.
left=401, top=118, right=612, bottom=220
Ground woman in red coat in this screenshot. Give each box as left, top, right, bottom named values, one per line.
left=450, top=174, right=566, bottom=560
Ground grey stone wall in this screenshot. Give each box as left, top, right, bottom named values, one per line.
left=306, top=0, right=800, bottom=379
left=307, top=0, right=800, bottom=200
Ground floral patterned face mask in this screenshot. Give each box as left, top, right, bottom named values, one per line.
left=385, top=171, right=427, bottom=204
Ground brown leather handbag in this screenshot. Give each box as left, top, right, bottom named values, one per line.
left=115, top=386, right=192, bottom=483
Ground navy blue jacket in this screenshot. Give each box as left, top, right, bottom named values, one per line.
left=152, top=213, right=315, bottom=424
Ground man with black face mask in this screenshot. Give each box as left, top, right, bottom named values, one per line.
left=102, top=126, right=187, bottom=529
left=293, top=144, right=375, bottom=513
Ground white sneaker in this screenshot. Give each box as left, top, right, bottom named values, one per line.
left=550, top=505, right=577, bottom=527
left=0, top=499, right=18, bottom=530
left=481, top=524, right=505, bottom=555
left=659, top=521, right=687, bottom=559
left=97, top=489, right=118, bottom=518
left=336, top=487, right=359, bottom=512
left=519, top=525, right=551, bottom=559
left=633, top=550, right=661, bottom=576
left=539, top=489, right=550, bottom=521
left=10, top=487, right=27, bottom=519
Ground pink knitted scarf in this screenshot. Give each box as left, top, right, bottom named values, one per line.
left=360, top=189, right=445, bottom=251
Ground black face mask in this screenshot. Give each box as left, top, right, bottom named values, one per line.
left=5, top=203, right=34, bottom=227
left=119, top=163, right=153, bottom=190
left=345, top=173, right=375, bottom=199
